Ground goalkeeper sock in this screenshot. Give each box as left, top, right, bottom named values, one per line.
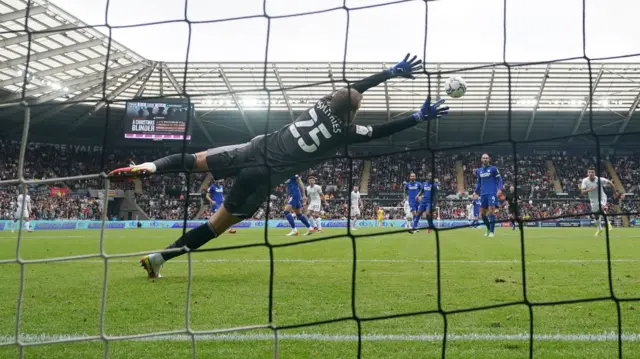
left=482, top=216, right=490, bottom=231
left=152, top=153, right=196, bottom=173
left=296, top=213, right=311, bottom=228
left=161, top=222, right=218, bottom=261
left=284, top=211, right=296, bottom=229
left=427, top=217, right=435, bottom=229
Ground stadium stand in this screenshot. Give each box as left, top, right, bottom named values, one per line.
left=2, top=146, right=637, bottom=222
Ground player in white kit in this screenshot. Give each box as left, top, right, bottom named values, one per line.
left=306, top=177, right=326, bottom=232
left=403, top=199, right=413, bottom=228
left=580, top=167, right=619, bottom=236
left=14, top=187, right=33, bottom=233
left=350, top=185, right=363, bottom=230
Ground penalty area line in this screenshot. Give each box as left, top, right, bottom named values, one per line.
left=66, top=258, right=640, bottom=264
left=1, top=332, right=638, bottom=344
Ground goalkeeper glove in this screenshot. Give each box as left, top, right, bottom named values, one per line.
left=412, top=97, right=449, bottom=122
left=388, top=53, right=423, bottom=79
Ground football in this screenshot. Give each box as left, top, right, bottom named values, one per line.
left=445, top=76, right=467, bottom=98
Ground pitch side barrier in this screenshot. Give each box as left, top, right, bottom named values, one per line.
left=0, top=218, right=619, bottom=231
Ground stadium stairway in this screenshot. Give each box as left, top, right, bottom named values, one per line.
left=194, top=173, right=214, bottom=219
left=122, top=191, right=150, bottom=220
left=133, top=178, right=142, bottom=194
left=546, top=160, right=563, bottom=193
left=604, top=161, right=626, bottom=193
left=455, top=160, right=465, bottom=194
left=604, top=160, right=629, bottom=227
left=360, top=160, right=371, bottom=193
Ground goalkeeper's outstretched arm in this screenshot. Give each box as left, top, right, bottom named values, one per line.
left=329, top=54, right=423, bottom=117
left=349, top=54, right=422, bottom=94
left=346, top=97, right=449, bottom=144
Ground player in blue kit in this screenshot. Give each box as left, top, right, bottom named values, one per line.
left=413, top=173, right=439, bottom=234
left=471, top=197, right=481, bottom=228
left=284, top=175, right=314, bottom=236
left=404, top=173, right=421, bottom=232
left=206, top=180, right=225, bottom=213
left=473, top=153, right=503, bottom=237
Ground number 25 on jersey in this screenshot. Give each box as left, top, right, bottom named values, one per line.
left=289, top=108, right=332, bottom=153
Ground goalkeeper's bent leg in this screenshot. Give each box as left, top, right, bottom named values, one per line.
left=124, top=144, right=249, bottom=177
left=160, top=205, right=240, bottom=262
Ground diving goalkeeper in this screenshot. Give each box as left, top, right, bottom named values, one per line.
left=108, top=54, right=449, bottom=278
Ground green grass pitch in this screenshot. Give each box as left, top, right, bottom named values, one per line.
left=0, top=226, right=639, bottom=358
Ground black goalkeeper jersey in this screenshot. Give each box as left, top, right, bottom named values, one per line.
left=249, top=92, right=416, bottom=173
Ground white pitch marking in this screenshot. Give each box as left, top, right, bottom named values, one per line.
left=0, top=332, right=637, bottom=344
left=49, top=258, right=640, bottom=265
left=0, top=235, right=90, bottom=241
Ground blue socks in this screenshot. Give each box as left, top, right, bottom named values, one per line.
left=284, top=211, right=296, bottom=229
left=489, top=215, right=497, bottom=233
left=296, top=213, right=311, bottom=228
left=481, top=215, right=490, bottom=231
left=427, top=217, right=434, bottom=229
left=412, top=216, right=420, bottom=230
left=285, top=211, right=311, bottom=229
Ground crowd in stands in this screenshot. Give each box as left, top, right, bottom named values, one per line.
left=613, top=155, right=640, bottom=194
left=462, top=153, right=555, bottom=199
left=0, top=141, right=637, bottom=222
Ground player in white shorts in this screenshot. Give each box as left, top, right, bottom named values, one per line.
left=349, top=185, right=363, bottom=230
left=14, top=187, right=33, bottom=233
left=580, top=167, right=619, bottom=236
left=404, top=199, right=413, bottom=229
left=466, top=202, right=474, bottom=222
left=306, top=176, right=326, bottom=232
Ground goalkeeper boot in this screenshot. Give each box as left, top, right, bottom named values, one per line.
left=108, top=162, right=157, bottom=180
left=140, top=254, right=163, bottom=279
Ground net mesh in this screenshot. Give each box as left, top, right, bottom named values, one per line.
left=1, top=0, right=640, bottom=358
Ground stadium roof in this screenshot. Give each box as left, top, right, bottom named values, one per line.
left=0, top=0, right=638, bottom=147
